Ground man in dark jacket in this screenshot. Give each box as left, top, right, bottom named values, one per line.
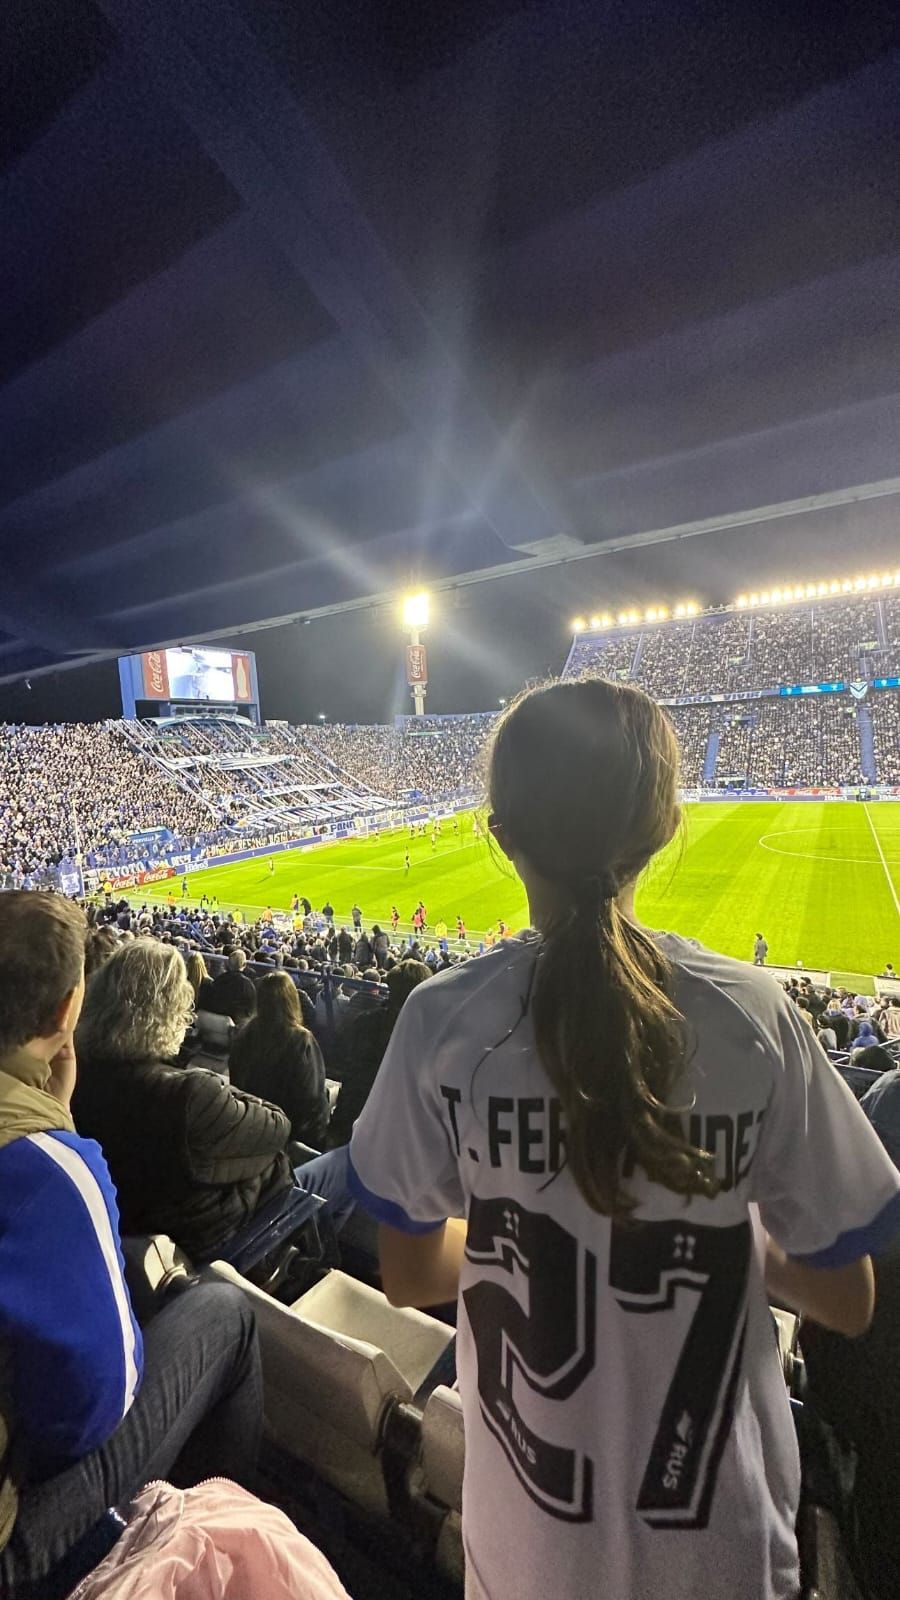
left=208, top=949, right=256, bottom=1024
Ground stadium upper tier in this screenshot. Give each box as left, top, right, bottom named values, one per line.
left=565, top=590, right=899, bottom=697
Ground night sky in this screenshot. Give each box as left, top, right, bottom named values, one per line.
left=2, top=498, right=897, bottom=727
left=4, top=0, right=900, bottom=725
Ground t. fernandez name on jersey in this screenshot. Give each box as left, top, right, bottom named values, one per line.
left=440, top=1086, right=766, bottom=1192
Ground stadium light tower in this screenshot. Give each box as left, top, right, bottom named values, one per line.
left=401, top=591, right=430, bottom=716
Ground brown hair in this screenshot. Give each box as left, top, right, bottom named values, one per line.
left=0, top=892, right=87, bottom=1053
left=255, top=970, right=305, bottom=1035
left=85, top=925, right=119, bottom=979
left=185, top=952, right=210, bottom=1000
left=488, top=679, right=718, bottom=1218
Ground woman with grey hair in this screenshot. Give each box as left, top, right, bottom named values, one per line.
left=72, top=940, right=293, bottom=1261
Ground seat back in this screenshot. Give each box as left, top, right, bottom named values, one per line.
left=296, top=1271, right=452, bottom=1394
left=211, top=1263, right=449, bottom=1513
left=421, top=1384, right=464, bottom=1514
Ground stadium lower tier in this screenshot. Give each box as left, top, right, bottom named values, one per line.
left=1, top=690, right=898, bottom=887
left=140, top=801, right=900, bottom=985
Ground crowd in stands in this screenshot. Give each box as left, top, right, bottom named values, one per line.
left=872, top=691, right=900, bottom=784
left=563, top=592, right=900, bottom=788
left=1, top=649, right=895, bottom=906
left=566, top=591, right=887, bottom=698
left=0, top=723, right=213, bottom=884
left=713, top=698, right=866, bottom=789
left=302, top=714, right=493, bottom=801
left=659, top=704, right=712, bottom=786
left=881, top=592, right=900, bottom=678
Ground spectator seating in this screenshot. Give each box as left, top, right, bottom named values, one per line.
left=563, top=590, right=900, bottom=787
left=212, top=1260, right=454, bottom=1520
left=419, top=1386, right=465, bottom=1584
left=567, top=592, right=887, bottom=699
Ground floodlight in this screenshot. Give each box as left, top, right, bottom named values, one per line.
left=572, top=616, right=586, bottom=632
left=736, top=595, right=748, bottom=608
left=401, top=591, right=430, bottom=629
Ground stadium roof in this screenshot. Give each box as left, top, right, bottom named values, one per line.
left=4, top=0, right=900, bottom=685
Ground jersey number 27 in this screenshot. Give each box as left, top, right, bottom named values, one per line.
left=464, top=1198, right=752, bottom=1527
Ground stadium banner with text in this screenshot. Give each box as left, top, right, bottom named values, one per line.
left=129, top=826, right=173, bottom=848
left=690, top=786, right=845, bottom=802
left=100, top=865, right=177, bottom=891
left=660, top=678, right=899, bottom=708
left=58, top=864, right=84, bottom=897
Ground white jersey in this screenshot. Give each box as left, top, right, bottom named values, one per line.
left=349, top=933, right=900, bottom=1600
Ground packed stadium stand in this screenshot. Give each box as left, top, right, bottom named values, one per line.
left=565, top=590, right=893, bottom=699
left=128, top=716, right=392, bottom=834
left=302, top=715, right=493, bottom=803
left=564, top=589, right=900, bottom=791
left=2, top=590, right=898, bottom=892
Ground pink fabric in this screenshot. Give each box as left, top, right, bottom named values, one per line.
left=68, top=1479, right=352, bottom=1600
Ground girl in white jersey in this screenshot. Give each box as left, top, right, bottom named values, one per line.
left=348, top=680, right=900, bottom=1600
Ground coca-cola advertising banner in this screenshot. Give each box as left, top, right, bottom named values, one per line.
left=141, top=651, right=170, bottom=699
left=406, top=643, right=428, bottom=685
left=105, top=865, right=176, bottom=891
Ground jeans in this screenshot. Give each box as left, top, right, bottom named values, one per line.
left=293, top=1146, right=357, bottom=1231
left=294, top=1147, right=378, bottom=1260
left=0, top=1281, right=261, bottom=1596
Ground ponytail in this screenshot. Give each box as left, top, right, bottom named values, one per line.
left=488, top=677, right=720, bottom=1217
left=532, top=891, right=718, bottom=1217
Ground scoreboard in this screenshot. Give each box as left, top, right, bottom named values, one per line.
left=119, top=646, right=260, bottom=721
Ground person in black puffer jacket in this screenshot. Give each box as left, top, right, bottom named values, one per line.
left=73, top=940, right=293, bottom=1262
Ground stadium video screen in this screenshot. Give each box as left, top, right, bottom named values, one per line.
left=140, top=646, right=253, bottom=703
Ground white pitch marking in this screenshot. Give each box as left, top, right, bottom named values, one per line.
left=862, top=805, right=900, bottom=917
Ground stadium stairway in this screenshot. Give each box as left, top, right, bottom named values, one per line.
left=855, top=700, right=877, bottom=783
left=703, top=727, right=721, bottom=783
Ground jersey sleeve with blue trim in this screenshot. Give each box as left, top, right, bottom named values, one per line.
left=750, top=1001, right=900, bottom=1264
left=348, top=983, right=466, bottom=1231
left=0, top=1131, right=143, bottom=1474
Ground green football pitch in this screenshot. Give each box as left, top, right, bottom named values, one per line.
left=149, top=803, right=900, bottom=991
